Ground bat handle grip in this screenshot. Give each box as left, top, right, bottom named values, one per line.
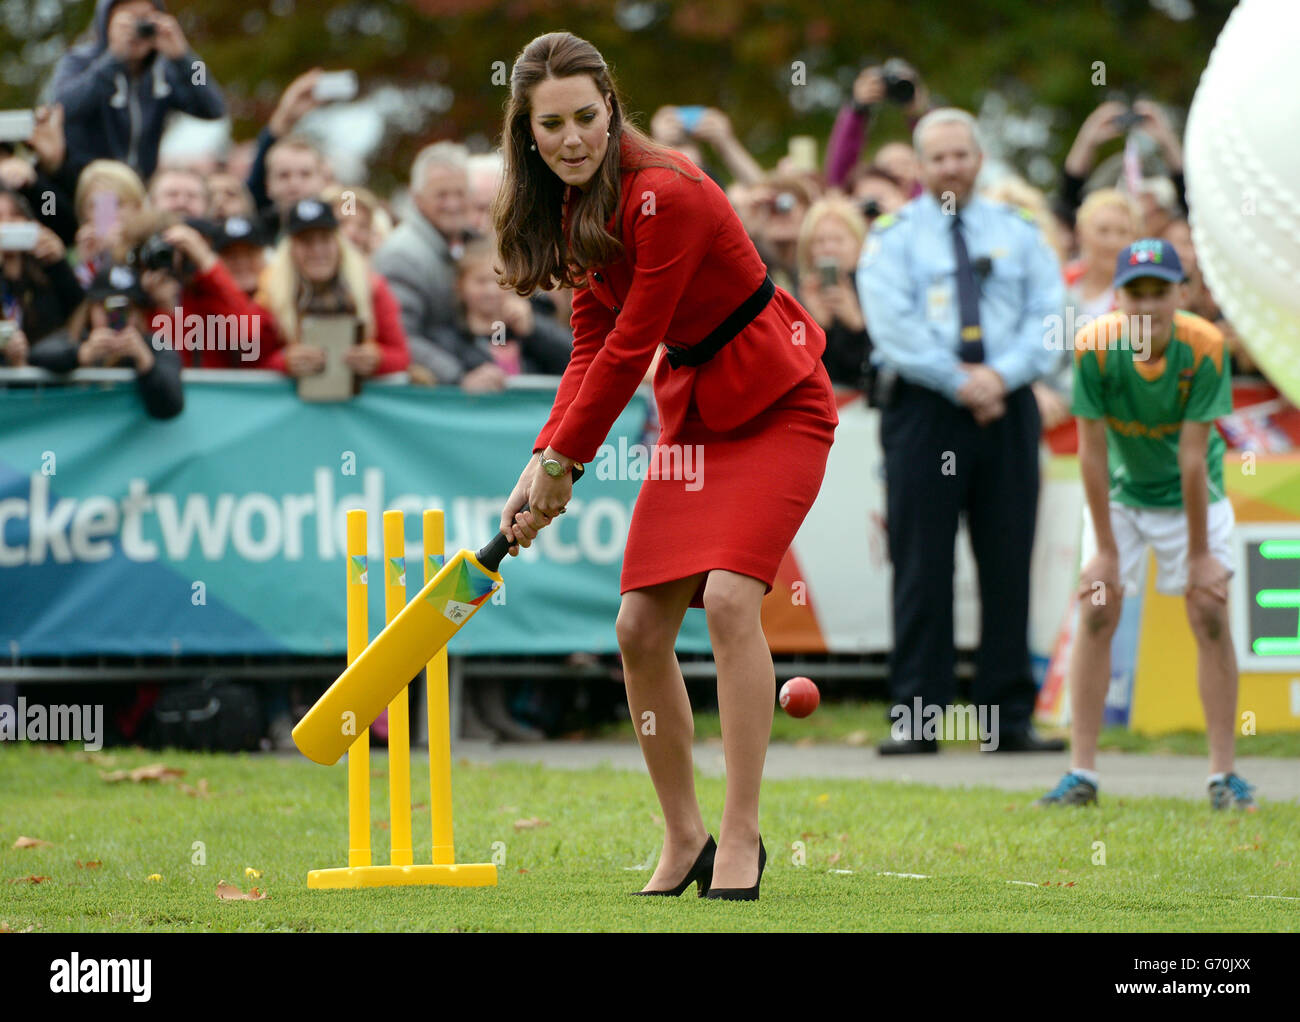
left=476, top=503, right=528, bottom=573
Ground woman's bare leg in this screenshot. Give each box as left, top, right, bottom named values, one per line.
left=702, top=570, right=772, bottom=889
left=617, top=572, right=710, bottom=891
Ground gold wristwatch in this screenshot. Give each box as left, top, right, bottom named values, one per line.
left=538, top=453, right=585, bottom=480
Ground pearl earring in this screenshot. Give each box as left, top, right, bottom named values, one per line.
left=530, top=142, right=536, bottom=150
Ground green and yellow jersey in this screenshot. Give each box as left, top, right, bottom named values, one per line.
left=1072, top=310, right=1232, bottom=509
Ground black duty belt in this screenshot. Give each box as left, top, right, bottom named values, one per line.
left=663, top=273, right=775, bottom=369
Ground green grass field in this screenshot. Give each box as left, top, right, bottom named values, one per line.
left=586, top=699, right=1300, bottom=757
left=4, top=742, right=1298, bottom=932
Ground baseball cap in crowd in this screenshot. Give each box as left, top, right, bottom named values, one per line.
left=213, top=214, right=267, bottom=252
left=1113, top=238, right=1187, bottom=290
left=285, top=198, right=338, bottom=237
left=86, top=263, right=149, bottom=305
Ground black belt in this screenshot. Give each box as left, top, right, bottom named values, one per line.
left=664, top=273, right=775, bottom=369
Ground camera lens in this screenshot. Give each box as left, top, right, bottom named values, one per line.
left=863, top=199, right=882, bottom=220
left=136, top=19, right=157, bottom=39
left=884, top=74, right=915, bottom=105
left=136, top=235, right=176, bottom=273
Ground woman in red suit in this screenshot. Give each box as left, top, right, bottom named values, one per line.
left=493, top=32, right=837, bottom=901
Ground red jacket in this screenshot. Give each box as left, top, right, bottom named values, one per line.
left=534, top=143, right=828, bottom=463
left=260, top=272, right=410, bottom=375
left=162, top=261, right=283, bottom=369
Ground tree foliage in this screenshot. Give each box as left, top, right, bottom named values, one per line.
left=0, top=0, right=1237, bottom=194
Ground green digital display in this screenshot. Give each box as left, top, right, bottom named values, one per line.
left=1237, top=532, right=1300, bottom=670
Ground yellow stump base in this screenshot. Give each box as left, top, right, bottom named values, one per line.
left=307, top=863, right=498, bottom=890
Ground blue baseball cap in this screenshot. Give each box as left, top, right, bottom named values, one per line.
left=1113, top=238, right=1186, bottom=290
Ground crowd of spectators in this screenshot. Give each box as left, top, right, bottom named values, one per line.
left=1, top=4, right=1286, bottom=746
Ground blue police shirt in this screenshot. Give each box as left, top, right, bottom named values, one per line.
left=856, top=191, right=1065, bottom=402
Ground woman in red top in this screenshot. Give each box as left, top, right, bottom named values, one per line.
left=493, top=32, right=837, bottom=901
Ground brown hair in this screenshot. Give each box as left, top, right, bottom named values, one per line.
left=492, top=31, right=701, bottom=296
left=266, top=134, right=326, bottom=175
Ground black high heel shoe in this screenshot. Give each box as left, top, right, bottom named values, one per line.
left=705, top=835, right=766, bottom=901
left=630, top=835, right=716, bottom=897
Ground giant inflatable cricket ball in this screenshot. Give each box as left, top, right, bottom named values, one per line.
left=1184, top=0, right=1300, bottom=406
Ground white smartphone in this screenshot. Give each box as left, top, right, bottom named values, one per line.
left=0, top=221, right=39, bottom=251
left=0, top=109, right=35, bottom=143
left=313, top=71, right=358, bottom=103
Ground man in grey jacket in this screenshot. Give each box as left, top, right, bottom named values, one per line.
left=48, top=0, right=225, bottom=183
left=373, top=142, right=505, bottom=390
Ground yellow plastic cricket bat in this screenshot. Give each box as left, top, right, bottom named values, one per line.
left=292, top=523, right=519, bottom=766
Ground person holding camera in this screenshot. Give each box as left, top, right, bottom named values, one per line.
left=1057, top=99, right=1185, bottom=229
left=129, top=212, right=282, bottom=369
left=649, top=106, right=765, bottom=186
left=826, top=59, right=929, bottom=193
left=844, top=164, right=908, bottom=226
left=741, top=176, right=816, bottom=294
left=29, top=263, right=183, bottom=418
left=0, top=104, right=79, bottom=247
left=0, top=189, right=84, bottom=368
left=48, top=0, right=225, bottom=184
left=794, top=196, right=872, bottom=390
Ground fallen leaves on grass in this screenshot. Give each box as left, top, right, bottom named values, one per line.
left=146, top=874, right=162, bottom=882
left=827, top=852, right=842, bottom=865
left=0, top=922, right=35, bottom=932
left=7, top=876, right=50, bottom=884
left=99, top=763, right=184, bottom=783
left=11, top=836, right=51, bottom=850
left=178, top=779, right=210, bottom=799
left=513, top=817, right=549, bottom=831
left=216, top=881, right=266, bottom=901
left=244, top=868, right=262, bottom=879
left=75, top=860, right=101, bottom=870
left=845, top=730, right=870, bottom=746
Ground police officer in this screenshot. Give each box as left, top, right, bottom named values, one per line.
left=857, top=108, right=1066, bottom=755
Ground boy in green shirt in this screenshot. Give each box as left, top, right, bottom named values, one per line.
left=1038, top=239, right=1255, bottom=810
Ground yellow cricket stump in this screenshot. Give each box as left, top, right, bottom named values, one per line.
left=307, top=508, right=497, bottom=890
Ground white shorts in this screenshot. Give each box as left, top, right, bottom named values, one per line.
left=1079, top=499, right=1236, bottom=597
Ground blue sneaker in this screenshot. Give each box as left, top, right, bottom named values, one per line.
left=1035, top=771, right=1098, bottom=807
left=1209, top=773, right=1257, bottom=811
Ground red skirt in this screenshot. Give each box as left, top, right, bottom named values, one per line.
left=621, top=361, right=838, bottom=607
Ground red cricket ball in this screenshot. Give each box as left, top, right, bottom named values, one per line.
left=779, top=676, right=820, bottom=718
